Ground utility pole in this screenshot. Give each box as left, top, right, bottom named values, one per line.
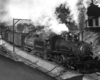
left=13, top=18, right=31, bottom=52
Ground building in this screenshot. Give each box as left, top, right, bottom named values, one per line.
left=87, top=0, right=100, bottom=27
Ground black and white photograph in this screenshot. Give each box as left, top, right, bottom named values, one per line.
left=0, top=0, right=100, bottom=80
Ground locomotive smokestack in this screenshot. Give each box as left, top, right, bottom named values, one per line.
left=78, top=2, right=86, bottom=41
left=79, top=31, right=83, bottom=41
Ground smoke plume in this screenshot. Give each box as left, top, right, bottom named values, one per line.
left=0, top=0, right=92, bottom=34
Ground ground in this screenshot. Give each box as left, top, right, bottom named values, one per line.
left=0, top=54, right=56, bottom=80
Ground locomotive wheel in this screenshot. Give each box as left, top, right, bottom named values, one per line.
left=42, top=53, right=51, bottom=60
left=54, top=55, right=59, bottom=64
left=53, top=55, right=65, bottom=65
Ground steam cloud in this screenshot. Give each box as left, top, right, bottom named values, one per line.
left=0, top=0, right=92, bottom=34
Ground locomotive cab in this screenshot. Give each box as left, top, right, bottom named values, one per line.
left=48, top=35, right=63, bottom=51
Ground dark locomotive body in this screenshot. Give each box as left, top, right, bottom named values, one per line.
left=34, top=34, right=97, bottom=73
left=0, top=27, right=99, bottom=73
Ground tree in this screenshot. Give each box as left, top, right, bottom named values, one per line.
left=55, top=4, right=77, bottom=31
left=55, top=4, right=71, bottom=24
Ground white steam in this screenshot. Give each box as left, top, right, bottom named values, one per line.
left=0, top=0, right=92, bottom=34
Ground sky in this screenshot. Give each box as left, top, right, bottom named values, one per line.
left=0, top=0, right=97, bottom=34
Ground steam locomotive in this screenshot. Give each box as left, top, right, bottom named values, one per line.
left=0, top=26, right=99, bottom=73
